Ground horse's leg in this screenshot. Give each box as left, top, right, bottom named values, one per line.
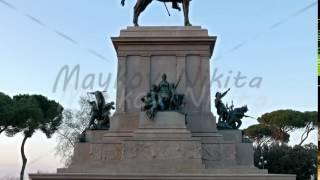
left=133, top=0, right=142, bottom=26
left=133, top=0, right=152, bottom=26
left=182, top=0, right=191, bottom=26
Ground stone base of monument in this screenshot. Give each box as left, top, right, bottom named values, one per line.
left=30, top=112, right=295, bottom=180
left=29, top=173, right=295, bottom=180
left=29, top=27, right=294, bottom=180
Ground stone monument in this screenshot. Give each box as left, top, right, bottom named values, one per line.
left=29, top=26, right=295, bottom=180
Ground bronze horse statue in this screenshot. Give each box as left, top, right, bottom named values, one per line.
left=121, top=0, right=192, bottom=26
left=217, top=105, right=250, bottom=130
left=226, top=105, right=248, bottom=129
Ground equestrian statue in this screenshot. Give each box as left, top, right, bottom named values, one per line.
left=121, top=0, right=192, bottom=26
left=215, top=89, right=254, bottom=129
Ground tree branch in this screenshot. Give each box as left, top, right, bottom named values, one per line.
left=299, top=123, right=314, bottom=146
left=0, top=126, right=7, bottom=134
left=56, top=130, right=75, bottom=148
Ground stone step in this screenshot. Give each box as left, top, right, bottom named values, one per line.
left=30, top=173, right=295, bottom=180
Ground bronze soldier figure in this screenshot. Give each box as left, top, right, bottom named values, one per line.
left=141, top=84, right=159, bottom=119
left=215, top=89, right=252, bottom=130
left=215, top=88, right=231, bottom=123
left=158, top=74, right=171, bottom=110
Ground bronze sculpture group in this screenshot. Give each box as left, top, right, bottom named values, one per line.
left=215, top=88, right=250, bottom=129
left=84, top=88, right=249, bottom=130
left=87, top=91, right=115, bottom=130
left=121, top=0, right=192, bottom=26
left=141, top=74, right=184, bottom=119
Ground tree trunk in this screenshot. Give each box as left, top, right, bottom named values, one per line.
left=20, top=135, right=28, bottom=180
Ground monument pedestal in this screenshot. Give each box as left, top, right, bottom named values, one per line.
left=30, top=27, right=295, bottom=180
left=55, top=112, right=204, bottom=174
left=31, top=112, right=294, bottom=179
left=111, top=26, right=218, bottom=136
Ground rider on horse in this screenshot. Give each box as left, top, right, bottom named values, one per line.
left=121, top=0, right=192, bottom=26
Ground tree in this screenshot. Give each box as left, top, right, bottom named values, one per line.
left=257, top=110, right=305, bottom=143
left=245, top=109, right=317, bottom=145
left=254, top=143, right=317, bottom=180
left=5, top=94, right=63, bottom=180
left=245, top=109, right=318, bottom=179
left=0, top=92, right=14, bottom=134
left=55, top=96, right=90, bottom=166
left=244, top=124, right=274, bottom=146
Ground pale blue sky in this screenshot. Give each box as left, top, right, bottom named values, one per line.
left=0, top=0, right=318, bottom=178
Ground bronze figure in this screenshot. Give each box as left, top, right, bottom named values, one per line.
left=87, top=91, right=115, bottom=130
left=121, top=0, right=192, bottom=26
left=215, top=89, right=251, bottom=130
left=141, top=73, right=185, bottom=119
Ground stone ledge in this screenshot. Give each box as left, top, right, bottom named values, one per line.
left=30, top=173, right=296, bottom=180
left=112, top=26, right=216, bottom=57
left=119, top=26, right=210, bottom=37
left=219, top=130, right=244, bottom=143
left=123, top=137, right=201, bottom=141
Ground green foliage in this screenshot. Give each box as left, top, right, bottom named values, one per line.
left=6, top=94, right=64, bottom=138
left=0, top=92, right=14, bottom=133
left=246, top=109, right=318, bottom=179
left=244, top=124, right=273, bottom=144
left=0, top=92, right=64, bottom=180
left=244, top=124, right=273, bottom=138
left=254, top=143, right=317, bottom=180
left=245, top=109, right=318, bottom=144
left=303, top=111, right=318, bottom=124
left=258, top=109, right=305, bottom=130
